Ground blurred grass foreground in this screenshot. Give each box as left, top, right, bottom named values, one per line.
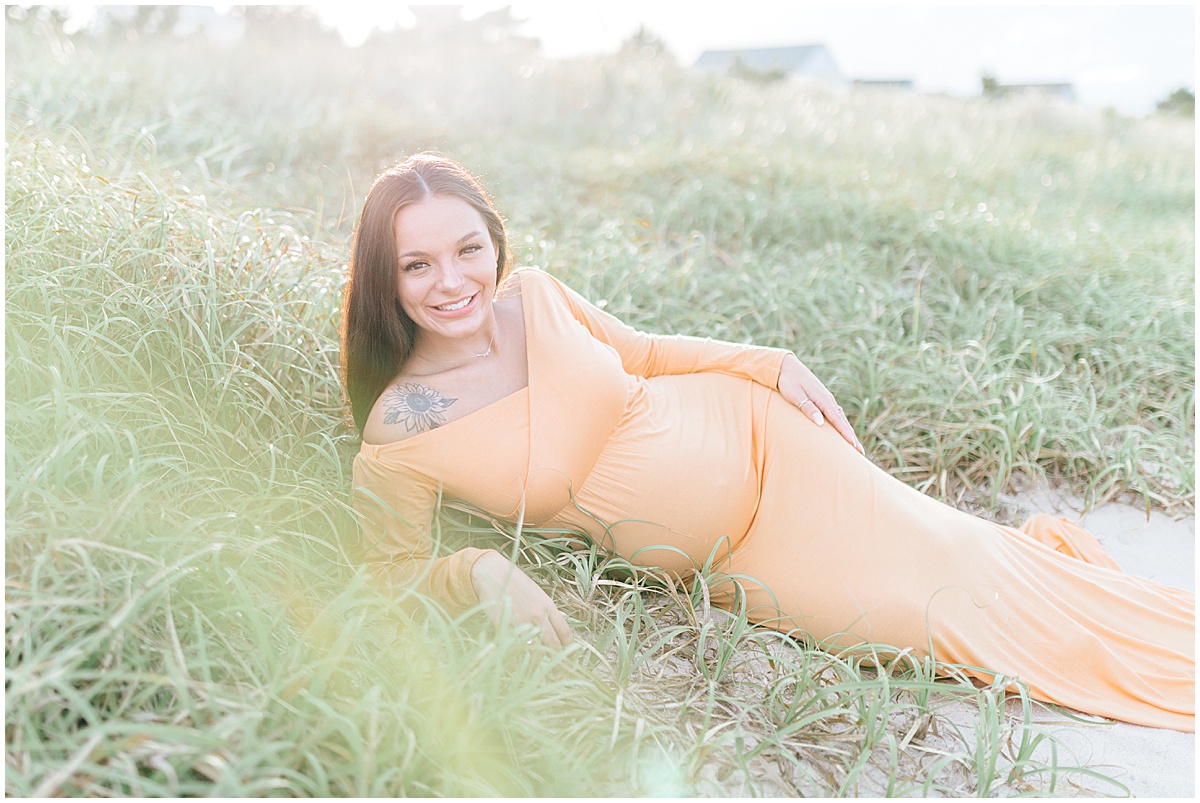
left=5, top=7, right=1194, bottom=797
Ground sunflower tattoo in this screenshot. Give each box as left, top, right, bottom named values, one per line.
left=382, top=383, right=458, bottom=433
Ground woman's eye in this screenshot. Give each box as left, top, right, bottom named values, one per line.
left=403, top=260, right=429, bottom=272
left=462, top=243, right=482, bottom=255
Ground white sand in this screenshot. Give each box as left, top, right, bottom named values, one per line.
left=974, top=488, right=1196, bottom=797
left=1007, top=486, right=1194, bottom=593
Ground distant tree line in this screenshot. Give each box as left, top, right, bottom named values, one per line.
left=1156, top=87, right=1194, bottom=116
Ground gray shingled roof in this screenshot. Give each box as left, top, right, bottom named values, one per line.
left=694, top=45, right=828, bottom=73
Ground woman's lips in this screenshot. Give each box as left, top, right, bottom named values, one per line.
left=429, top=292, right=479, bottom=317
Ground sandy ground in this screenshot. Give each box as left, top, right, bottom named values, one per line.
left=965, top=488, right=1196, bottom=798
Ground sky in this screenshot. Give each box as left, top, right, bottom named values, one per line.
left=60, top=2, right=1196, bottom=115
left=313, top=1, right=1196, bottom=115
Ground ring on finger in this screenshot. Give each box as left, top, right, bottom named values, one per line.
left=797, top=396, right=813, bottom=407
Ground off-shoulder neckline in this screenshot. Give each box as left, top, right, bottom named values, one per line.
left=357, top=386, right=529, bottom=453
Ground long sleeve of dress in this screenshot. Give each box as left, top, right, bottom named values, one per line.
left=351, top=451, right=492, bottom=611
left=531, top=270, right=792, bottom=389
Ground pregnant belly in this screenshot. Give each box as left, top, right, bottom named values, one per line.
left=555, top=373, right=767, bottom=575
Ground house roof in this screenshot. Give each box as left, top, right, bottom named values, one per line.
left=853, top=79, right=915, bottom=90
left=999, top=82, right=1073, bottom=91
left=991, top=82, right=1077, bottom=101
left=694, top=45, right=830, bottom=73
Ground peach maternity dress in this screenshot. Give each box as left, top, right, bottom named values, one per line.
left=354, top=268, right=1195, bottom=731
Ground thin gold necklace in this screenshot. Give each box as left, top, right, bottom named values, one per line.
left=413, top=329, right=497, bottom=365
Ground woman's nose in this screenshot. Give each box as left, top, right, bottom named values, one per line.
left=437, top=260, right=466, bottom=291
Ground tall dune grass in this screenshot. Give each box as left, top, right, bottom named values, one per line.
left=6, top=14, right=1192, bottom=796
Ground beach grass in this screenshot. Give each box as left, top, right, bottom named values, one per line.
left=5, top=13, right=1192, bottom=797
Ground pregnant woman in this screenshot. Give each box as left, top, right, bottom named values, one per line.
left=342, top=153, right=1194, bottom=732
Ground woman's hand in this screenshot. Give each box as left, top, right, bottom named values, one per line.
left=778, top=354, right=864, bottom=453
left=470, top=551, right=574, bottom=649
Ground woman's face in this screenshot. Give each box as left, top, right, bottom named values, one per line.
left=393, top=194, right=498, bottom=345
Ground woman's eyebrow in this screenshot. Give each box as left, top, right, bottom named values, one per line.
left=397, top=230, right=484, bottom=260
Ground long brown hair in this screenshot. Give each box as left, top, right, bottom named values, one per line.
left=340, top=153, right=510, bottom=433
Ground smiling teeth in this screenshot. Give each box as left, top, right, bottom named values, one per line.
left=435, top=296, right=473, bottom=311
